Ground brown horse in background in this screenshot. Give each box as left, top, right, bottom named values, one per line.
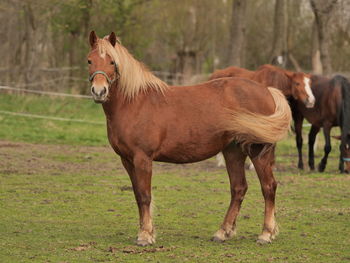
left=87, top=31, right=292, bottom=246
left=210, top=64, right=315, bottom=108
left=291, top=75, right=350, bottom=172
left=210, top=64, right=315, bottom=167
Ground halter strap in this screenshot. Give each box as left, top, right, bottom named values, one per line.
left=89, top=71, right=112, bottom=84
left=343, top=157, right=350, bottom=162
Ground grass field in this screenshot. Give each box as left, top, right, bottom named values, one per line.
left=0, top=93, right=349, bottom=263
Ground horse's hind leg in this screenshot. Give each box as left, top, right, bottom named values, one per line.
left=212, top=143, right=247, bottom=242
left=250, top=144, right=278, bottom=244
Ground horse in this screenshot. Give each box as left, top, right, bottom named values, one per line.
left=333, top=78, right=350, bottom=172
left=210, top=64, right=315, bottom=167
left=291, top=75, right=350, bottom=172
left=210, top=64, right=315, bottom=108
left=87, top=31, right=292, bottom=246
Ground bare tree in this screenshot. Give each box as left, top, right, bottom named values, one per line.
left=228, top=0, right=247, bottom=67
left=311, top=20, right=323, bottom=74
left=270, top=0, right=288, bottom=67
left=310, top=0, right=338, bottom=75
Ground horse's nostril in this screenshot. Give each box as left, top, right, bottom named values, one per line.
left=101, top=87, right=107, bottom=95
left=91, top=86, right=96, bottom=95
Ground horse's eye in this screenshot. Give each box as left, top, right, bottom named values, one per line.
left=110, top=61, right=115, bottom=65
left=88, top=60, right=92, bottom=64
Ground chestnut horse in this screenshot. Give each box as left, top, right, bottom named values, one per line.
left=87, top=31, right=292, bottom=246
left=210, top=64, right=315, bottom=108
left=291, top=75, right=350, bottom=172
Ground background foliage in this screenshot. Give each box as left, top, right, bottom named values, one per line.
left=1, top=0, right=350, bottom=92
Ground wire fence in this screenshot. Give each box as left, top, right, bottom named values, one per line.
left=0, top=81, right=314, bottom=128
left=0, top=83, right=99, bottom=125
left=0, top=70, right=184, bottom=125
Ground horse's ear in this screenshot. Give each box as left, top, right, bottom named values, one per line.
left=284, top=70, right=295, bottom=79
left=108, top=32, right=117, bottom=47
left=89, top=31, right=97, bottom=48
left=332, top=135, right=341, bottom=140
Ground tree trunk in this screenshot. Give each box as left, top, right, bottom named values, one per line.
left=270, top=0, right=288, bottom=67
left=311, top=20, right=323, bottom=74
left=177, top=49, right=196, bottom=84
left=310, top=0, right=338, bottom=76
left=23, top=2, right=38, bottom=87
left=228, top=0, right=247, bottom=67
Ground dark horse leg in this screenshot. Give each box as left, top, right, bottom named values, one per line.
left=318, top=124, right=332, bottom=172
left=293, top=111, right=304, bottom=169
left=339, top=144, right=344, bottom=173
left=308, top=125, right=320, bottom=171
left=212, top=143, right=247, bottom=242
left=121, top=155, right=154, bottom=246
left=250, top=144, right=279, bottom=244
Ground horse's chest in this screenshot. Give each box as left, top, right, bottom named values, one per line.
left=106, top=123, right=131, bottom=157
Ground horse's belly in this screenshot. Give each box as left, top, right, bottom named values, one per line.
left=153, top=130, right=232, bottom=163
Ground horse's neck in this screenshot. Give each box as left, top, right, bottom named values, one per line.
left=102, top=83, right=125, bottom=120
left=276, top=71, right=292, bottom=96
left=255, top=71, right=292, bottom=96
left=102, top=82, right=164, bottom=121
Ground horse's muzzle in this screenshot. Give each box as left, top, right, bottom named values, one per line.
left=91, top=86, right=108, bottom=103
left=305, top=97, right=315, bottom=108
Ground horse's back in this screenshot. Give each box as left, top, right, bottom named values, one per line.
left=209, top=66, right=254, bottom=80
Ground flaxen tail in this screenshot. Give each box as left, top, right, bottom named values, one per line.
left=225, top=87, right=292, bottom=146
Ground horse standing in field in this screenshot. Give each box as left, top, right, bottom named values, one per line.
left=210, top=64, right=315, bottom=167
left=291, top=75, right=350, bottom=172
left=332, top=76, right=350, bottom=173
left=87, top=31, right=292, bottom=246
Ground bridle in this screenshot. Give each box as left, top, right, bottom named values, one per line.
left=89, top=63, right=119, bottom=85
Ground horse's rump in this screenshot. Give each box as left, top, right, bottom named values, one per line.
left=220, top=87, right=291, bottom=148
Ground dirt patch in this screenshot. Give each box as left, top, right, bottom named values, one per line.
left=0, top=140, right=297, bottom=177
left=0, top=140, right=223, bottom=177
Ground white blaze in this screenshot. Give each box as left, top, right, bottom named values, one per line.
left=304, top=77, right=315, bottom=108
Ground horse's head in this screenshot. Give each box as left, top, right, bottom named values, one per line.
left=288, top=72, right=315, bottom=108
left=87, top=31, right=118, bottom=103
left=333, top=135, right=350, bottom=173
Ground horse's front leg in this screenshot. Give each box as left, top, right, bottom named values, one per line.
left=308, top=125, right=320, bottom=170
left=121, top=155, right=155, bottom=246
left=318, top=124, right=332, bottom=172
left=339, top=144, right=345, bottom=173
left=293, top=111, right=304, bottom=170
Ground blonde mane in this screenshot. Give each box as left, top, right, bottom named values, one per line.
left=96, top=38, right=168, bottom=100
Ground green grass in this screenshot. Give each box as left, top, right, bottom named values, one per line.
left=0, top=93, right=349, bottom=262
left=0, top=93, right=107, bottom=145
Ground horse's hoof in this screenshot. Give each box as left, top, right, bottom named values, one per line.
left=256, top=237, right=272, bottom=245
left=257, top=232, right=273, bottom=244
left=211, top=236, right=225, bottom=243
left=136, top=231, right=155, bottom=246
left=212, top=228, right=235, bottom=242
left=318, top=163, right=325, bottom=172
left=298, top=163, right=304, bottom=170
left=136, top=239, right=153, bottom=246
